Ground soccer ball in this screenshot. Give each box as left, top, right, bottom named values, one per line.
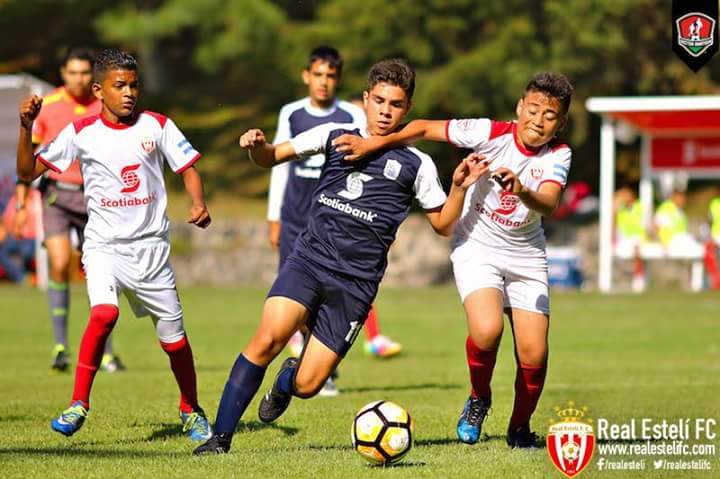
left=351, top=400, right=414, bottom=465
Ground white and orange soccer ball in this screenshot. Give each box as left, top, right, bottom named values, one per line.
left=351, top=400, right=414, bottom=465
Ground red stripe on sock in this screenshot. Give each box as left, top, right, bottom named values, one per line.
left=71, top=305, right=119, bottom=408
left=363, top=304, right=380, bottom=340
left=509, top=362, right=547, bottom=429
left=160, top=336, right=199, bottom=413
left=466, top=336, right=497, bottom=400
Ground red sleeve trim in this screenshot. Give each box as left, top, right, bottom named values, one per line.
left=175, top=153, right=201, bottom=174
left=489, top=120, right=514, bottom=140
left=539, top=179, right=564, bottom=189
left=73, top=115, right=100, bottom=134
left=37, top=155, right=62, bottom=173
left=143, top=110, right=168, bottom=128
left=444, top=119, right=454, bottom=146
left=548, top=137, right=570, bottom=152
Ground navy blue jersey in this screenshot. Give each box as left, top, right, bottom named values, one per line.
left=288, top=123, right=447, bottom=281
left=267, top=98, right=365, bottom=237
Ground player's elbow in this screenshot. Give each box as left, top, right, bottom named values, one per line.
left=432, top=221, right=455, bottom=237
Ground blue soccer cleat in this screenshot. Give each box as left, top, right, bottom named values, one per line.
left=456, top=396, right=491, bottom=444
left=180, top=407, right=213, bottom=441
left=51, top=401, right=88, bottom=437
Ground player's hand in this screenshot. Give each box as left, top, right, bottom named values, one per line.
left=19, top=95, right=42, bottom=129
left=13, top=208, right=27, bottom=237
left=268, top=220, right=281, bottom=250
left=453, top=153, right=490, bottom=190
left=239, top=129, right=267, bottom=149
left=490, top=167, right=524, bottom=194
left=188, top=203, right=211, bottom=229
left=332, top=134, right=380, bottom=161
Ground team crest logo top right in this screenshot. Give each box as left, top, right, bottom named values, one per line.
left=672, top=1, right=719, bottom=71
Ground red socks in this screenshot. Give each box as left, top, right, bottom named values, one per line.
left=363, top=304, right=380, bottom=340
left=509, top=362, right=547, bottom=429
left=160, top=336, right=199, bottom=413
left=465, top=336, right=498, bottom=400
left=72, top=304, right=119, bottom=409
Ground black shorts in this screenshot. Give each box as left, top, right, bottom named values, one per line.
left=42, top=184, right=87, bottom=246
left=267, top=254, right=378, bottom=357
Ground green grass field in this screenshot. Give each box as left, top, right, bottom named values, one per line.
left=1, top=285, right=718, bottom=478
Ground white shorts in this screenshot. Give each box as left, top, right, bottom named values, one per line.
left=450, top=239, right=550, bottom=315
left=83, top=239, right=183, bottom=321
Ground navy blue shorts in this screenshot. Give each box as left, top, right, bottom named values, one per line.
left=267, top=254, right=378, bottom=357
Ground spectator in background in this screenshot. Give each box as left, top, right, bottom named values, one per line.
left=613, top=182, right=647, bottom=292
left=709, top=192, right=720, bottom=247
left=654, top=190, right=701, bottom=253
left=0, top=186, right=41, bottom=284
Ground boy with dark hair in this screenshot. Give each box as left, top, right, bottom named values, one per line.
left=194, top=58, right=488, bottom=455
left=267, top=46, right=402, bottom=381
left=14, top=46, right=124, bottom=372
left=334, top=71, right=574, bottom=448
left=17, top=48, right=213, bottom=441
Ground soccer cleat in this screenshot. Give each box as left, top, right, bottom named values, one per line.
left=287, top=331, right=305, bottom=358
left=318, top=376, right=339, bottom=397
left=180, top=407, right=213, bottom=441
left=51, top=344, right=70, bottom=372
left=51, top=401, right=88, bottom=436
left=100, top=353, right=127, bottom=373
left=192, top=432, right=233, bottom=455
left=258, top=357, right=297, bottom=423
left=506, top=423, right=538, bottom=449
left=456, top=396, right=491, bottom=444
left=364, top=335, right=403, bottom=358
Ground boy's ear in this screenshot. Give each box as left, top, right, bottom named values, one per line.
left=92, top=82, right=103, bottom=100
left=515, top=98, right=524, bottom=118
left=302, top=69, right=310, bottom=86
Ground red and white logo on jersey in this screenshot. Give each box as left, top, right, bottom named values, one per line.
left=120, top=164, right=141, bottom=193
left=495, top=191, right=520, bottom=215
left=531, top=167, right=543, bottom=179
left=141, top=136, right=155, bottom=153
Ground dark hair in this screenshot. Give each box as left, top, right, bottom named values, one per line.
left=525, top=72, right=573, bottom=113
left=93, top=48, right=138, bottom=81
left=63, top=47, right=95, bottom=67
left=367, top=58, right=415, bottom=100
left=307, top=46, right=343, bottom=74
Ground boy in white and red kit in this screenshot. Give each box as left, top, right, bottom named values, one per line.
left=17, top=49, right=213, bottom=441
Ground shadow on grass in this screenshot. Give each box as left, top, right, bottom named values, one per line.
left=369, top=461, right=427, bottom=468
left=341, top=382, right=462, bottom=394
left=416, top=434, right=547, bottom=449
left=0, top=447, right=175, bottom=458
left=146, top=420, right=298, bottom=442
left=236, top=420, right=299, bottom=437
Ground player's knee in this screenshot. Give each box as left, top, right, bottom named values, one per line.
left=155, top=315, right=186, bottom=344
left=515, top=344, right=547, bottom=367
left=90, top=304, right=119, bottom=333
left=469, top=325, right=503, bottom=349
left=292, top=375, right=324, bottom=399
left=255, top=331, right=287, bottom=356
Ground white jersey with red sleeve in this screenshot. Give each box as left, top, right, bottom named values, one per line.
left=35, top=111, right=200, bottom=247
left=445, top=118, right=571, bottom=254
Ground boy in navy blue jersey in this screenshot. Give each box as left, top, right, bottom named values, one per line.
left=269, top=47, right=402, bottom=371
left=194, top=58, right=489, bottom=455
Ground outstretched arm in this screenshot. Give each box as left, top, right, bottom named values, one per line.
left=182, top=166, right=211, bottom=229
left=426, top=153, right=489, bottom=236
left=332, top=120, right=450, bottom=161
left=239, top=129, right=297, bottom=168
left=17, top=95, right=47, bottom=182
